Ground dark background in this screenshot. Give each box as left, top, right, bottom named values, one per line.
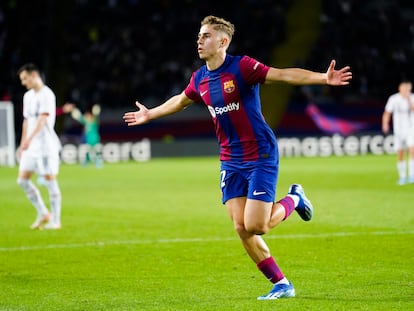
left=1, top=0, right=413, bottom=142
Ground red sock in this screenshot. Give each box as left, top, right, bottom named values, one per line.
left=277, top=196, right=295, bottom=220
left=257, top=256, right=285, bottom=283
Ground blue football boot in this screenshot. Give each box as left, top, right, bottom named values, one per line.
left=288, top=184, right=313, bottom=221
left=257, top=281, right=295, bottom=300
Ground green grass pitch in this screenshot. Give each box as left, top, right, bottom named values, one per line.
left=0, top=155, right=413, bottom=310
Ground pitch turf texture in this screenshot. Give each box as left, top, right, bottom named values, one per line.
left=0, top=155, right=413, bottom=311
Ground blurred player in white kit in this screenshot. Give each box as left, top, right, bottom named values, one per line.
left=17, top=63, right=62, bottom=229
left=382, top=80, right=414, bottom=185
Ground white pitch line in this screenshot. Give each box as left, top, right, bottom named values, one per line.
left=0, top=230, right=413, bottom=252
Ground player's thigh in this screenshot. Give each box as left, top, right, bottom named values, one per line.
left=220, top=168, right=248, bottom=204
left=393, top=135, right=405, bottom=152
left=38, top=154, right=60, bottom=177
left=18, top=152, right=36, bottom=178
left=226, top=197, right=247, bottom=224
left=247, top=162, right=278, bottom=203
left=226, top=197, right=252, bottom=238
left=244, top=199, right=273, bottom=232
left=406, top=131, right=414, bottom=148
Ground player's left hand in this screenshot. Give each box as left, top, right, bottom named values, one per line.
left=326, top=60, right=352, bottom=86
left=21, top=138, right=31, bottom=151
left=17, top=147, right=23, bottom=160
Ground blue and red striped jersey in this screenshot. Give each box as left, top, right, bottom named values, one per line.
left=184, top=54, right=277, bottom=162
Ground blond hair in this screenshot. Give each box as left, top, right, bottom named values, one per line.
left=201, top=15, right=235, bottom=40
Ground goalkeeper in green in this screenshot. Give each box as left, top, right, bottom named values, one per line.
left=67, top=103, right=103, bottom=167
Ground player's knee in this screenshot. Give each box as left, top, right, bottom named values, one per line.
left=233, top=222, right=246, bottom=236
left=17, top=177, right=28, bottom=188
left=233, top=222, right=260, bottom=240
left=17, top=177, right=34, bottom=194
left=233, top=220, right=270, bottom=237
left=244, top=222, right=269, bottom=235
left=44, top=179, right=61, bottom=194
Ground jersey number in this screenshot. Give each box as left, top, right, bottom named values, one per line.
left=220, top=170, right=226, bottom=188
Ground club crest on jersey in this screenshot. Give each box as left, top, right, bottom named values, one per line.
left=223, top=80, right=235, bottom=93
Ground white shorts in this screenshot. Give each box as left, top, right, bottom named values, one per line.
left=19, top=152, right=60, bottom=176
left=394, top=132, right=414, bottom=151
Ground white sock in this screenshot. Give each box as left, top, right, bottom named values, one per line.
left=287, top=194, right=300, bottom=207
left=408, top=160, right=414, bottom=178
left=397, top=161, right=406, bottom=179
left=275, top=277, right=289, bottom=285
left=17, top=178, right=49, bottom=216
left=45, top=179, right=62, bottom=225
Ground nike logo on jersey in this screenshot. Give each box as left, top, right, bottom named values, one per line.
left=253, top=190, right=266, bottom=196
left=200, top=90, right=208, bottom=96
left=253, top=62, right=260, bottom=70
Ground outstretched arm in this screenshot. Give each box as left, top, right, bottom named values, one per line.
left=265, top=60, right=352, bottom=86
left=123, top=91, right=194, bottom=126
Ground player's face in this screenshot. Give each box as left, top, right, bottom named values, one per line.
left=19, top=71, right=36, bottom=90
left=399, top=82, right=412, bottom=97
left=84, top=112, right=93, bottom=121
left=197, top=25, right=225, bottom=60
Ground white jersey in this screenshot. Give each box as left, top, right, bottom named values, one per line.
left=22, top=85, right=61, bottom=156
left=385, top=92, right=414, bottom=136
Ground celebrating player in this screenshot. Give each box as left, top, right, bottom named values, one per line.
left=382, top=80, right=414, bottom=185
left=65, top=103, right=103, bottom=168
left=123, top=16, right=352, bottom=300
left=17, top=63, right=62, bottom=230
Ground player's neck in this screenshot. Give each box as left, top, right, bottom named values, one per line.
left=33, top=79, right=44, bottom=92
left=205, top=52, right=226, bottom=71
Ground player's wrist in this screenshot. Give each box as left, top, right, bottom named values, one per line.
left=322, top=73, right=329, bottom=85
left=146, top=109, right=155, bottom=122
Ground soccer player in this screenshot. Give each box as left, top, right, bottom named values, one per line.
left=17, top=63, right=62, bottom=230
left=123, top=16, right=352, bottom=300
left=382, top=80, right=414, bottom=185
left=65, top=103, right=103, bottom=168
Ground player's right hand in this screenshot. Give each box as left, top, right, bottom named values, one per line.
left=123, top=101, right=150, bottom=126
left=21, top=138, right=31, bottom=150
left=17, top=146, right=22, bottom=160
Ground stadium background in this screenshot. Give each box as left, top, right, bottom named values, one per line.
left=1, top=3, right=413, bottom=309
left=1, top=0, right=413, bottom=150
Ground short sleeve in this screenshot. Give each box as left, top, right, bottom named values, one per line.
left=22, top=93, right=29, bottom=118
left=38, top=89, right=56, bottom=115
left=184, top=72, right=202, bottom=103
left=384, top=96, right=395, bottom=113
left=239, top=55, right=270, bottom=85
